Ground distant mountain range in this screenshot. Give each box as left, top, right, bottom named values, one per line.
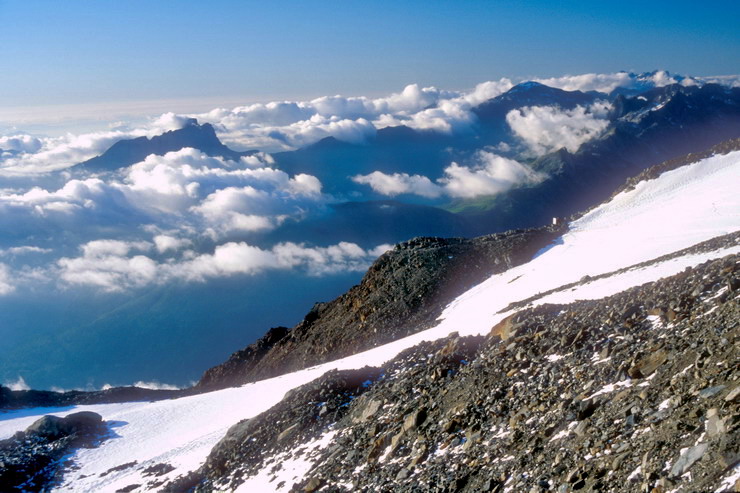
left=76, top=80, right=740, bottom=243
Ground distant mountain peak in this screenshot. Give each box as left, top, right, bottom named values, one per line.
left=508, top=80, right=547, bottom=92
left=79, top=120, right=255, bottom=172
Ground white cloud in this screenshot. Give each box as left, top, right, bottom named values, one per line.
left=354, top=151, right=543, bottom=199
left=352, top=171, right=442, bottom=198
left=2, top=72, right=737, bottom=175
left=56, top=238, right=392, bottom=291
left=3, top=376, right=30, bottom=391
left=0, top=148, right=325, bottom=241
left=132, top=381, right=181, bottom=390
left=153, top=235, right=192, bottom=254
left=506, top=102, right=612, bottom=155
left=59, top=240, right=157, bottom=291
left=0, top=113, right=194, bottom=176
left=197, top=81, right=514, bottom=151
left=0, top=134, right=43, bottom=153
left=533, top=72, right=636, bottom=93
left=0, top=246, right=51, bottom=256
left=694, top=75, right=740, bottom=88
left=440, top=151, right=544, bottom=198
left=0, top=263, right=15, bottom=295
left=530, top=70, right=736, bottom=94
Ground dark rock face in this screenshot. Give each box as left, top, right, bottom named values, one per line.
left=184, top=247, right=740, bottom=493
left=0, top=384, right=184, bottom=411
left=197, top=326, right=290, bottom=390
left=197, top=225, right=564, bottom=390
left=0, top=411, right=107, bottom=491
left=79, top=120, right=255, bottom=171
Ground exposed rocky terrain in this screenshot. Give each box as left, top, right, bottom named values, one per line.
left=197, top=225, right=565, bottom=390
left=177, top=246, right=739, bottom=493
left=0, top=411, right=107, bottom=492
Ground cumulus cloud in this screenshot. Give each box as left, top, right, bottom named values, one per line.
left=440, top=152, right=544, bottom=198
left=506, top=102, right=612, bottom=155
left=352, top=172, right=442, bottom=198
left=354, top=151, right=542, bottom=199
left=59, top=240, right=157, bottom=290
left=174, top=240, right=392, bottom=279
left=695, top=75, right=740, bottom=88
left=132, top=381, right=181, bottom=390
left=0, top=113, right=193, bottom=176
left=0, top=148, right=326, bottom=243
left=153, top=235, right=192, bottom=254
left=0, top=134, right=43, bottom=153
left=56, top=238, right=393, bottom=291
left=2, top=72, right=737, bottom=174
left=195, top=80, right=513, bottom=151
left=534, top=72, right=636, bottom=93
left=0, top=146, right=345, bottom=295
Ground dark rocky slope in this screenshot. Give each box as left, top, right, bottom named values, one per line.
left=177, top=239, right=740, bottom=493
left=0, top=411, right=107, bottom=492
left=197, top=225, right=564, bottom=390
left=0, top=385, right=185, bottom=411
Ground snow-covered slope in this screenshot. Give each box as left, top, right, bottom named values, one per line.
left=1, top=150, right=738, bottom=491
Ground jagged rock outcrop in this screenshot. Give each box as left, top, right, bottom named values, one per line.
left=0, top=412, right=107, bottom=492
left=182, top=245, right=740, bottom=493
left=197, top=225, right=564, bottom=390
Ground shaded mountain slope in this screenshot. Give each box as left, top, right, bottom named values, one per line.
left=457, top=84, right=740, bottom=233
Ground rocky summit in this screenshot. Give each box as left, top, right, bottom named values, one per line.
left=197, top=225, right=565, bottom=390
left=178, top=246, right=740, bottom=493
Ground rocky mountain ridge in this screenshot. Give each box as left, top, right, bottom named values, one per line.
left=196, top=224, right=565, bottom=390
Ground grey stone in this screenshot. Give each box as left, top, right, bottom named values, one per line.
left=699, top=385, right=726, bottom=398
left=705, top=409, right=725, bottom=437
left=670, top=443, right=708, bottom=477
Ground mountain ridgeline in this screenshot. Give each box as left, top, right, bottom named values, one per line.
left=79, top=119, right=256, bottom=172
left=197, top=225, right=565, bottom=390
left=78, top=81, right=740, bottom=245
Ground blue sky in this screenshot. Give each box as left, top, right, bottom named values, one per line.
left=1, top=0, right=738, bottom=126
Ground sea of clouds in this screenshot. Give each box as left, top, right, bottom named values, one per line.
left=0, top=71, right=737, bottom=295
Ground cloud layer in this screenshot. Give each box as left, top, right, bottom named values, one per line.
left=0, top=146, right=393, bottom=294
left=57, top=238, right=392, bottom=292
left=506, top=101, right=612, bottom=155
left=2, top=72, right=738, bottom=176
left=353, top=150, right=543, bottom=199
